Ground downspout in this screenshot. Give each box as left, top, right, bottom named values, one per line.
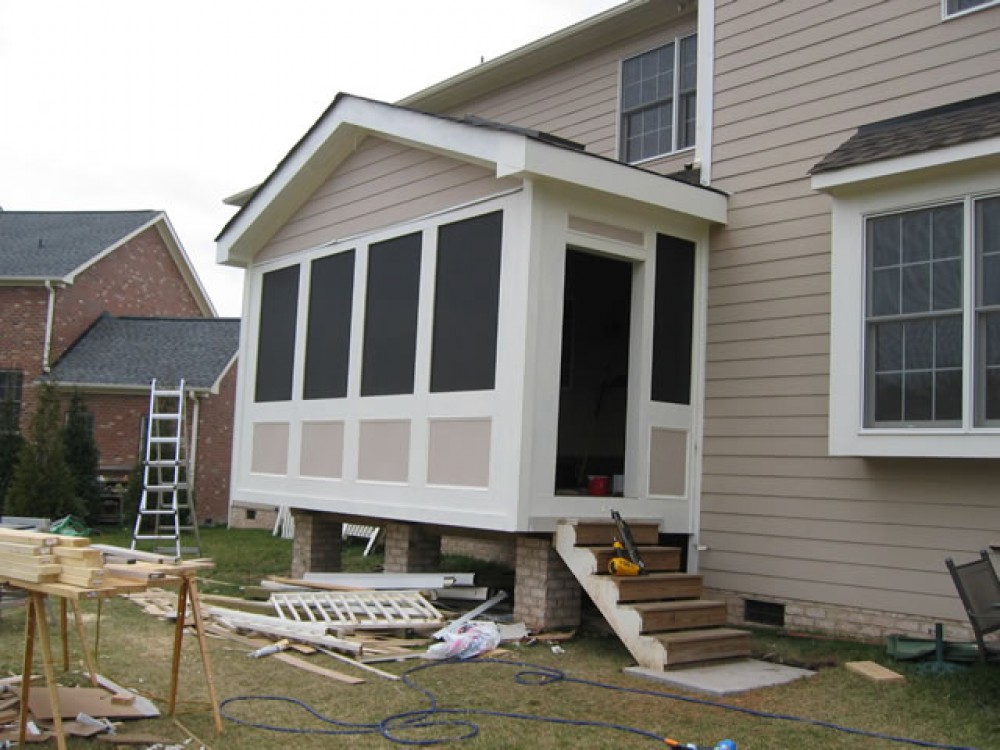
left=189, top=392, right=201, bottom=511
left=42, top=280, right=57, bottom=372
left=695, top=0, right=716, bottom=185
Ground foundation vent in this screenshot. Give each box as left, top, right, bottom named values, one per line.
left=744, top=599, right=785, bottom=627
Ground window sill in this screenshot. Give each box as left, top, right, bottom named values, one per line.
left=830, top=428, right=1000, bottom=458
left=625, top=146, right=696, bottom=168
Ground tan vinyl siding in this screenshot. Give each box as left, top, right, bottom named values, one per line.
left=450, top=14, right=697, bottom=173
left=257, top=137, right=519, bottom=262
left=705, top=0, right=1000, bottom=625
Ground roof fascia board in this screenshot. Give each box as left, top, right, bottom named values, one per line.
left=812, top=135, right=1000, bottom=192
left=154, top=213, right=217, bottom=316
left=49, top=382, right=209, bottom=395
left=399, top=0, right=658, bottom=112
left=507, top=140, right=728, bottom=224
left=0, top=277, right=64, bottom=286
left=217, top=96, right=527, bottom=266
left=207, top=352, right=239, bottom=395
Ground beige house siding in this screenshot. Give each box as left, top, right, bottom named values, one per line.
left=257, top=136, right=520, bottom=262
left=702, top=0, right=1000, bottom=629
left=448, top=13, right=698, bottom=174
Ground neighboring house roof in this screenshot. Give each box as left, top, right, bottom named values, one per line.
left=810, top=92, right=1000, bottom=175
left=0, top=210, right=159, bottom=279
left=0, top=209, right=216, bottom=316
left=216, top=93, right=727, bottom=266
left=48, top=314, right=240, bottom=392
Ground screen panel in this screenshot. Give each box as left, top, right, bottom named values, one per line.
left=651, top=234, right=695, bottom=404
left=431, top=211, right=503, bottom=392
left=361, top=232, right=422, bottom=396
left=254, top=265, right=300, bottom=402
left=304, top=250, right=355, bottom=400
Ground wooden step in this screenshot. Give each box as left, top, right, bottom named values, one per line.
left=592, top=546, right=681, bottom=573
left=573, top=520, right=658, bottom=546
left=653, top=628, right=752, bottom=666
left=612, top=572, right=702, bottom=602
left=631, top=600, right=728, bottom=633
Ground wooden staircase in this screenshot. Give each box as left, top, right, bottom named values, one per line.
left=554, top=519, right=750, bottom=669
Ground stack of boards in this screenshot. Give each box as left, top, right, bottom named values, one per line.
left=0, top=528, right=106, bottom=589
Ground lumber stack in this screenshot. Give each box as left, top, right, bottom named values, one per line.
left=0, top=528, right=104, bottom=587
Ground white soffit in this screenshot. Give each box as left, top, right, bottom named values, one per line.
left=811, top=135, right=1000, bottom=193
left=217, top=95, right=727, bottom=266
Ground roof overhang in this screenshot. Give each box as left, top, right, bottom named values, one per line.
left=812, top=135, right=1000, bottom=194
left=217, top=94, right=727, bottom=267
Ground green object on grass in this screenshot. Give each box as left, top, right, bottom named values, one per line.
left=50, top=514, right=90, bottom=537
left=886, top=632, right=979, bottom=663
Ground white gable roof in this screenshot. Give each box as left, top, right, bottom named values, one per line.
left=216, top=94, right=727, bottom=267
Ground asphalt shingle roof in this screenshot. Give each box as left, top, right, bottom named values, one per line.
left=49, top=315, right=240, bottom=390
left=0, top=210, right=160, bottom=278
left=810, top=93, right=1000, bottom=175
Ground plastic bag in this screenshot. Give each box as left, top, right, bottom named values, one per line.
left=425, top=621, right=501, bottom=660
left=50, top=515, right=90, bottom=537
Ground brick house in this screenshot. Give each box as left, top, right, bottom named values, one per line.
left=215, top=0, right=1000, bottom=662
left=0, top=210, right=239, bottom=524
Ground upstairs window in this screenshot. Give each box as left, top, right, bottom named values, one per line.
left=620, top=34, right=697, bottom=163
left=864, top=196, right=1000, bottom=428
left=944, top=0, right=999, bottom=18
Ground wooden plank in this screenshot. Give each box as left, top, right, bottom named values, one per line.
left=0, top=528, right=61, bottom=546
left=272, top=653, right=365, bottom=684
left=846, top=661, right=905, bottom=683
left=52, top=547, right=103, bottom=565
left=0, top=540, right=52, bottom=556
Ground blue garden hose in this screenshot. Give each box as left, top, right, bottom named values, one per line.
left=219, top=657, right=982, bottom=749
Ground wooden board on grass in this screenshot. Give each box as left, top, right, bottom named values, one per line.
left=24, top=686, right=159, bottom=720
left=846, top=661, right=905, bottom=682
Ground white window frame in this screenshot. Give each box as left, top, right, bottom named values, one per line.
left=942, top=0, right=1000, bottom=20
left=815, top=143, right=1000, bottom=457
left=619, top=33, right=697, bottom=165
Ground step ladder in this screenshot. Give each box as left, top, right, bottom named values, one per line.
left=131, top=379, right=201, bottom=558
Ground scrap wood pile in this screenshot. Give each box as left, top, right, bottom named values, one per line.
left=125, top=571, right=563, bottom=684
left=0, top=671, right=174, bottom=746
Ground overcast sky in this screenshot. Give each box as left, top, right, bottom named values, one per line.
left=0, top=1, right=623, bottom=316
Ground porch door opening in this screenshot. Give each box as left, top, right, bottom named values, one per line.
left=555, top=248, right=632, bottom=496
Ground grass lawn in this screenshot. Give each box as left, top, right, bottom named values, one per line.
left=1, top=527, right=997, bottom=749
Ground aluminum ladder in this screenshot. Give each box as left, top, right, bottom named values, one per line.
left=130, top=379, right=201, bottom=557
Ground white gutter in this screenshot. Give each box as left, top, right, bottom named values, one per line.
left=42, top=280, right=57, bottom=372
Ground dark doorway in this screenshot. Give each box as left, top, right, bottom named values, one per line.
left=555, top=249, right=632, bottom=495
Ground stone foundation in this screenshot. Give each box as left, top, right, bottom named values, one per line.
left=290, top=510, right=342, bottom=578
left=384, top=522, right=442, bottom=572
left=513, top=535, right=581, bottom=632
left=708, top=588, right=974, bottom=643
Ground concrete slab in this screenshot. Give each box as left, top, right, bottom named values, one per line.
left=625, top=659, right=814, bottom=696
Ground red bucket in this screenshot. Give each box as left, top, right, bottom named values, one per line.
left=587, top=475, right=610, bottom=496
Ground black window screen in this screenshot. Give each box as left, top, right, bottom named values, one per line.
left=304, top=250, right=355, bottom=400
left=431, top=211, right=503, bottom=392
left=254, top=265, right=300, bottom=402
left=361, top=232, right=422, bottom=396
left=651, top=234, right=695, bottom=404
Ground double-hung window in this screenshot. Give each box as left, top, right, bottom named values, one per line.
left=620, top=34, right=696, bottom=163
left=943, top=0, right=1000, bottom=19
left=864, top=196, right=1000, bottom=429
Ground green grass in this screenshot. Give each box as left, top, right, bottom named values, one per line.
left=2, top=528, right=998, bottom=749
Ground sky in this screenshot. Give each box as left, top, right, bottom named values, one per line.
left=0, top=0, right=623, bottom=316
